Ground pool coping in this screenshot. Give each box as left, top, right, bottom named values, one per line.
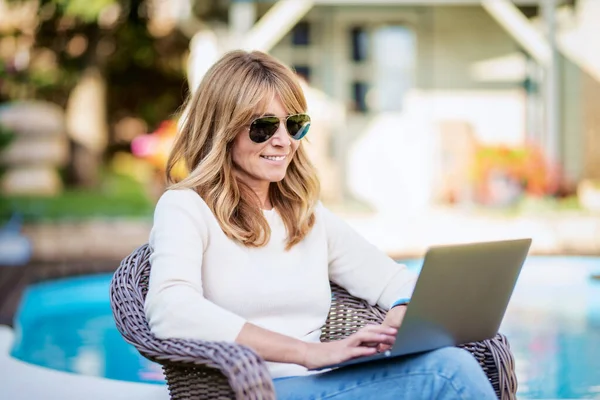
left=0, top=325, right=169, bottom=399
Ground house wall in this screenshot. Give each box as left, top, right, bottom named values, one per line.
left=415, top=6, right=520, bottom=91
left=270, top=5, right=529, bottom=144
left=272, top=8, right=522, bottom=102
left=582, top=72, right=600, bottom=181
left=560, top=56, right=584, bottom=184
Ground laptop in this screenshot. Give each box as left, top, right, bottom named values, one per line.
left=313, top=238, right=532, bottom=371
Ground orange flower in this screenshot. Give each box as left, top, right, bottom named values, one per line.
left=471, top=143, right=556, bottom=201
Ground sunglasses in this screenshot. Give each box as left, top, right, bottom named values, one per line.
left=248, top=113, right=311, bottom=144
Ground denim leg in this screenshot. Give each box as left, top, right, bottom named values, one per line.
left=273, top=347, right=497, bottom=400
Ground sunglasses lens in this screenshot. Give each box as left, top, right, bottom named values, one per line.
left=286, top=114, right=311, bottom=140
left=249, top=117, right=279, bottom=143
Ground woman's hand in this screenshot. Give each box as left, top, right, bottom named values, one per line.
left=377, top=305, right=407, bottom=352
left=301, top=324, right=397, bottom=370
left=382, top=305, right=407, bottom=329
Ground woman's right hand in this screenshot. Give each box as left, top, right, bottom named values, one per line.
left=301, top=324, right=397, bottom=370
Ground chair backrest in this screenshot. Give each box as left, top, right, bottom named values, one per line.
left=109, top=244, right=157, bottom=358
left=322, top=284, right=386, bottom=342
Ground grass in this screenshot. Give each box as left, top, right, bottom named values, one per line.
left=0, top=173, right=154, bottom=223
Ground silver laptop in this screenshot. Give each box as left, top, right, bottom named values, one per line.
left=313, top=238, right=532, bottom=371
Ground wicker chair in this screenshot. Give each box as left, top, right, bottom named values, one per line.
left=110, top=244, right=518, bottom=399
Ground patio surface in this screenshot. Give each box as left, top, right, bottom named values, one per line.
left=0, top=326, right=169, bottom=400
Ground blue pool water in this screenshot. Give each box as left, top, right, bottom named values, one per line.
left=10, top=256, right=600, bottom=398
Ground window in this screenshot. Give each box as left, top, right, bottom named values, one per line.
left=293, top=65, right=311, bottom=82
left=292, top=22, right=310, bottom=46
left=352, top=81, right=369, bottom=113
left=350, top=27, right=369, bottom=62
left=372, top=25, right=415, bottom=112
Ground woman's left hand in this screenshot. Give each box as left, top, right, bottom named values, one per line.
left=377, top=305, right=407, bottom=352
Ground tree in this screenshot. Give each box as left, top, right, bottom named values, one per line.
left=1, top=0, right=201, bottom=187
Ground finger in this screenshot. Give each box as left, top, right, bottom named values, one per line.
left=359, top=325, right=397, bottom=336
left=360, top=323, right=396, bottom=332
left=362, top=341, right=380, bottom=348
left=349, top=346, right=378, bottom=359
left=353, top=332, right=396, bottom=346
left=357, top=332, right=396, bottom=344
left=377, top=343, right=392, bottom=352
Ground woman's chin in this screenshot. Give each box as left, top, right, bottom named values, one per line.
left=264, top=172, right=287, bottom=183
left=268, top=175, right=286, bottom=183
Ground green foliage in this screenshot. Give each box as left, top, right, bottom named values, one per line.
left=3, top=0, right=188, bottom=123
left=52, top=0, right=119, bottom=22
left=0, top=171, right=154, bottom=223
left=2, top=0, right=187, bottom=194
left=0, top=123, right=16, bottom=151
left=0, top=124, right=15, bottom=180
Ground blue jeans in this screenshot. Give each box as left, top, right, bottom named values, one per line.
left=273, top=347, right=497, bottom=400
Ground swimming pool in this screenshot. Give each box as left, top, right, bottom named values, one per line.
left=9, top=256, right=600, bottom=398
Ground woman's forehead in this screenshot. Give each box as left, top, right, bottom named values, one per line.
left=254, top=92, right=290, bottom=116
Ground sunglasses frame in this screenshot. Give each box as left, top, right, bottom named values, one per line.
left=248, top=113, right=311, bottom=144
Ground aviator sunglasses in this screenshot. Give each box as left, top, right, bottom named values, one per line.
left=248, top=113, right=311, bottom=143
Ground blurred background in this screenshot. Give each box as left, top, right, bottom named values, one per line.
left=1, top=0, right=599, bottom=399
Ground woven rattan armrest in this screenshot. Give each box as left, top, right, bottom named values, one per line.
left=139, top=338, right=275, bottom=399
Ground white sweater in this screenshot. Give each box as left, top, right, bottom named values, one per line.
left=144, top=189, right=417, bottom=378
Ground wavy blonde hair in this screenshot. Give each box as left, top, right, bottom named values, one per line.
left=166, top=50, right=320, bottom=249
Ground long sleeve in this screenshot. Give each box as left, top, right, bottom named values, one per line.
left=144, top=190, right=247, bottom=342
left=320, top=204, right=418, bottom=310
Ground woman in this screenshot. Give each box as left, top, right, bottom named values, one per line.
left=145, top=50, right=496, bottom=399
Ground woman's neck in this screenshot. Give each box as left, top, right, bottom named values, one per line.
left=248, top=183, right=272, bottom=210
left=233, top=170, right=272, bottom=210
left=258, top=190, right=272, bottom=210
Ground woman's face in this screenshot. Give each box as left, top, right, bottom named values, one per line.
left=231, top=95, right=301, bottom=192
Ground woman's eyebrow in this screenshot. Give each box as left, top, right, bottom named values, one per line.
left=251, top=112, right=277, bottom=120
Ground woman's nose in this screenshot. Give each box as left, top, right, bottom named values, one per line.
left=270, top=122, right=291, bottom=147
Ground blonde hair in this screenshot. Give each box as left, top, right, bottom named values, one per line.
left=166, top=50, right=320, bottom=249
